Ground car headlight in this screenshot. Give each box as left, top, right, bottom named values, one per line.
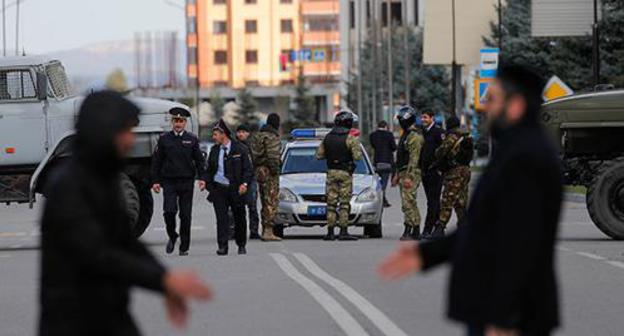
left=356, top=187, right=377, bottom=203
left=279, top=188, right=298, bottom=203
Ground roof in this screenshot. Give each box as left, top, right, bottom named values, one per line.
left=0, top=55, right=57, bottom=68
left=543, top=89, right=624, bottom=110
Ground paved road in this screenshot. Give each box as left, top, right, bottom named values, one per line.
left=1, top=186, right=623, bottom=336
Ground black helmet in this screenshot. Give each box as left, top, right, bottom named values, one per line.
left=334, top=110, right=356, bottom=129
left=446, top=115, right=461, bottom=130
left=396, top=105, right=417, bottom=130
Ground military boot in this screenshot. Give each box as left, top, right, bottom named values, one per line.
left=400, top=226, right=412, bottom=241
left=429, top=223, right=446, bottom=240
left=422, top=224, right=434, bottom=238
left=338, top=227, right=358, bottom=241
left=323, top=226, right=336, bottom=241
left=261, top=226, right=282, bottom=242
left=410, top=225, right=421, bottom=240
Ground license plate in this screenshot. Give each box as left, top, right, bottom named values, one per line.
left=307, top=205, right=326, bottom=216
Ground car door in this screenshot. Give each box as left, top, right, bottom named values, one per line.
left=0, top=68, right=47, bottom=167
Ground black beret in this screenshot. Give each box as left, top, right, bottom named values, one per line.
left=169, top=107, right=191, bottom=119
left=236, top=124, right=251, bottom=133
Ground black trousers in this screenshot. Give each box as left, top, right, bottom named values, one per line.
left=163, top=179, right=194, bottom=252
left=422, top=171, right=443, bottom=230
left=210, top=184, right=247, bottom=249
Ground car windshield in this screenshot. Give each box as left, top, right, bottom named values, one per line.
left=282, top=146, right=371, bottom=175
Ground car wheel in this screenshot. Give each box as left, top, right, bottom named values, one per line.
left=364, top=221, right=383, bottom=238
left=120, top=173, right=140, bottom=233
left=132, top=179, right=154, bottom=238
left=587, top=158, right=624, bottom=240
left=274, top=224, right=284, bottom=238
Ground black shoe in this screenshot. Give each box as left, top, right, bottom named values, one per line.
left=400, top=226, right=412, bottom=241
left=238, top=246, right=247, bottom=255
left=411, top=226, right=421, bottom=241
left=166, top=237, right=177, bottom=254
left=338, top=227, right=358, bottom=241
left=323, top=226, right=336, bottom=241
left=216, top=247, right=228, bottom=256
left=249, top=232, right=261, bottom=240
left=430, top=225, right=446, bottom=240
left=179, top=250, right=189, bottom=256
left=383, top=197, right=391, bottom=208
left=422, top=224, right=434, bottom=238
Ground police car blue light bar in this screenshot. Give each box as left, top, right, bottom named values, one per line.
left=290, top=128, right=331, bottom=139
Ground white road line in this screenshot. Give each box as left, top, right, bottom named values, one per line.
left=557, top=246, right=572, bottom=252
left=606, top=261, right=624, bottom=270
left=293, top=253, right=410, bottom=336
left=575, top=252, right=606, bottom=261
left=269, top=253, right=369, bottom=336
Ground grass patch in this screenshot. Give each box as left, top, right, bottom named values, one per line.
left=565, top=185, right=587, bottom=195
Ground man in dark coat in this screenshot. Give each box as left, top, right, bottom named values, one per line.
left=203, top=119, right=254, bottom=255
left=379, top=65, right=563, bottom=336
left=419, top=110, right=444, bottom=236
left=369, top=120, right=397, bottom=207
left=39, top=91, right=212, bottom=336
left=236, top=124, right=261, bottom=239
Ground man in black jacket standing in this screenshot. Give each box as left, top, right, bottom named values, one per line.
left=204, top=119, right=254, bottom=255
left=39, top=91, right=212, bottom=336
left=379, top=65, right=563, bottom=336
left=236, top=124, right=261, bottom=239
left=419, top=110, right=444, bottom=236
left=369, top=120, right=396, bottom=207
left=151, top=107, right=206, bottom=256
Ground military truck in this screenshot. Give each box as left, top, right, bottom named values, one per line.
left=0, top=56, right=194, bottom=237
left=542, top=90, right=624, bottom=240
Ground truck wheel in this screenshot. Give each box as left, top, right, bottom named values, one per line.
left=587, top=158, right=624, bottom=240
left=120, top=173, right=140, bottom=233
left=133, top=180, right=154, bottom=238
left=364, top=222, right=383, bottom=238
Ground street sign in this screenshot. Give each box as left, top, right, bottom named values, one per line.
left=543, top=75, right=574, bottom=101
left=474, top=78, right=494, bottom=111
left=479, top=48, right=499, bottom=78
left=313, top=49, right=326, bottom=62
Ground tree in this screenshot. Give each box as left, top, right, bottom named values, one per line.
left=236, top=88, right=259, bottom=126
left=105, top=68, right=128, bottom=92
left=287, top=71, right=318, bottom=130
left=210, top=92, right=226, bottom=120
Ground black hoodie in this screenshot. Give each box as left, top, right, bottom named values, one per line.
left=39, top=91, right=166, bottom=336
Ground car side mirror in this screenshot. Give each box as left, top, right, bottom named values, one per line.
left=36, top=72, right=48, bottom=101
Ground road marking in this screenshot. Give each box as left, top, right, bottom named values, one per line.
left=557, top=246, right=572, bottom=252
left=606, top=261, right=624, bottom=270
left=293, top=253, right=409, bottom=336
left=560, top=246, right=624, bottom=272
left=10, top=244, right=22, bottom=249
left=575, top=252, right=607, bottom=261
left=269, top=253, right=369, bottom=336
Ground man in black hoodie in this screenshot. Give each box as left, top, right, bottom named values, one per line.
left=379, top=65, right=563, bottom=336
left=39, top=91, right=212, bottom=336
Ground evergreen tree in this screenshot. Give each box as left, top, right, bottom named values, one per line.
left=210, top=92, right=226, bottom=120
left=236, top=88, right=258, bottom=126
left=288, top=71, right=318, bottom=129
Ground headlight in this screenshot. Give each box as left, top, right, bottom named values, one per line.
left=279, top=188, right=298, bottom=203
left=356, top=187, right=377, bottom=203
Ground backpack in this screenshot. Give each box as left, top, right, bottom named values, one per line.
left=451, top=135, right=474, bottom=166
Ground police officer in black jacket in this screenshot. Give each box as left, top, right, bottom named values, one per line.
left=380, top=65, right=563, bottom=336
left=204, top=119, right=254, bottom=255
left=419, top=110, right=444, bottom=237
left=151, top=107, right=206, bottom=256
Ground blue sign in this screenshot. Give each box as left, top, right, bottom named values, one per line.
left=313, top=49, right=326, bottom=62
left=479, top=48, right=499, bottom=79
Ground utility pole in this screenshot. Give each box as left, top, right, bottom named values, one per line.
left=592, top=0, right=600, bottom=87
left=450, top=0, right=458, bottom=116
left=385, top=0, right=394, bottom=124
left=356, top=0, right=364, bottom=136
left=14, top=0, right=18, bottom=56
left=2, top=0, right=6, bottom=57
left=371, top=0, right=378, bottom=129
left=402, top=0, right=410, bottom=105
left=497, top=0, right=502, bottom=54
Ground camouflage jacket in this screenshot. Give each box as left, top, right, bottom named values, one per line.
left=251, top=125, right=282, bottom=174
left=433, top=128, right=470, bottom=169
left=397, top=127, right=424, bottom=177
left=316, top=130, right=363, bottom=163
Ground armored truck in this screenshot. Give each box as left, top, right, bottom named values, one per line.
left=0, top=56, right=194, bottom=237
left=542, top=90, right=624, bottom=240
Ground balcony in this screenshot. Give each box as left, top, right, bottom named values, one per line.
left=301, top=1, right=339, bottom=15
left=302, top=31, right=340, bottom=46
left=302, top=61, right=341, bottom=76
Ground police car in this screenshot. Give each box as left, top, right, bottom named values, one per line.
left=275, top=129, right=384, bottom=238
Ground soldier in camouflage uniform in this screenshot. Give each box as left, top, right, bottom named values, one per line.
left=316, top=110, right=363, bottom=241
left=393, top=106, right=425, bottom=241
left=428, top=115, right=472, bottom=239
left=250, top=113, right=283, bottom=241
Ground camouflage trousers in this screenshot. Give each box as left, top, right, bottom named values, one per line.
left=326, top=169, right=353, bottom=228
left=438, top=166, right=471, bottom=226
left=256, top=166, right=279, bottom=229
left=399, top=170, right=422, bottom=228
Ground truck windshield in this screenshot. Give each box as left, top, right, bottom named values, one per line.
left=281, top=147, right=371, bottom=175
left=45, top=62, right=73, bottom=99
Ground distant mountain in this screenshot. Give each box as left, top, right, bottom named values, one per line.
left=44, top=39, right=186, bottom=93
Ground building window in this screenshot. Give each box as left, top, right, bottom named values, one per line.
left=213, top=81, right=228, bottom=87
left=213, top=21, right=227, bottom=34
left=281, top=19, right=293, bottom=33
left=280, top=79, right=295, bottom=85
left=188, top=20, right=197, bottom=34
left=381, top=2, right=403, bottom=27
left=304, top=15, right=338, bottom=32
left=245, top=80, right=260, bottom=86
left=214, top=51, right=227, bottom=65
left=349, top=1, right=355, bottom=29
left=188, top=47, right=197, bottom=64
left=280, top=0, right=292, bottom=3
left=245, top=20, right=257, bottom=33
left=245, top=50, right=258, bottom=64
left=414, top=0, right=419, bottom=26
left=245, top=0, right=257, bottom=4
left=213, top=0, right=225, bottom=4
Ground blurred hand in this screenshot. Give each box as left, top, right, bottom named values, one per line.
left=402, top=178, right=413, bottom=189
left=198, top=180, right=206, bottom=191
left=239, top=184, right=248, bottom=195
left=152, top=183, right=161, bottom=194
left=165, top=294, right=188, bottom=329
left=485, top=326, right=520, bottom=336
left=391, top=175, right=399, bottom=187
left=164, top=271, right=213, bottom=301
left=378, top=242, right=422, bottom=281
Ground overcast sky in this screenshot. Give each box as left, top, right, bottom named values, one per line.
left=8, top=0, right=185, bottom=53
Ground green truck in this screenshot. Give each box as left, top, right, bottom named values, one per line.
left=542, top=90, right=624, bottom=239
